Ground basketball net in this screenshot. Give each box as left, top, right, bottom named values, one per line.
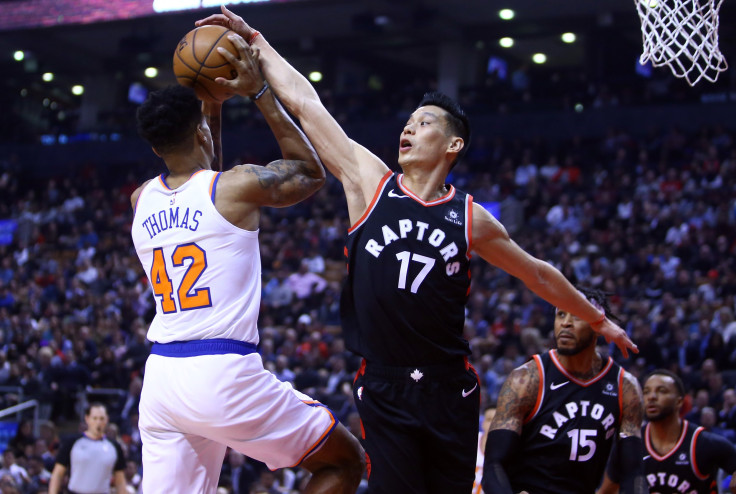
left=635, top=0, right=728, bottom=85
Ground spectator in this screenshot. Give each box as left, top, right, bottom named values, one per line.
left=0, top=450, right=29, bottom=489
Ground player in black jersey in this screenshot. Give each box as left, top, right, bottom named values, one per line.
left=598, top=369, right=736, bottom=494
left=195, top=8, right=638, bottom=492
left=483, top=287, right=646, bottom=494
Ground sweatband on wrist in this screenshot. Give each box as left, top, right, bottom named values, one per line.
left=252, top=82, right=269, bottom=101
left=249, top=30, right=260, bottom=43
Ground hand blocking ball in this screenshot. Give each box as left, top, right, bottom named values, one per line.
left=173, top=25, right=239, bottom=103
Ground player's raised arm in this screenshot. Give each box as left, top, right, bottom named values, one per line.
left=215, top=34, right=324, bottom=208
left=195, top=6, right=389, bottom=222
left=617, top=372, right=646, bottom=494
left=471, top=203, right=638, bottom=358
left=482, top=360, right=540, bottom=494
left=201, top=100, right=223, bottom=171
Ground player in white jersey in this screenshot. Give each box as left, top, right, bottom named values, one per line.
left=131, top=35, right=364, bottom=493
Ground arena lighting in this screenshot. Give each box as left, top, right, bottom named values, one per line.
left=13, top=51, right=24, bottom=61
left=532, top=53, right=547, bottom=64
left=499, top=37, right=514, bottom=48
left=562, top=32, right=577, bottom=43
left=499, top=9, right=515, bottom=20
left=42, top=72, right=54, bottom=82
left=153, top=0, right=273, bottom=14
left=308, top=71, right=323, bottom=82
left=71, top=85, right=84, bottom=96
left=144, top=67, right=159, bottom=78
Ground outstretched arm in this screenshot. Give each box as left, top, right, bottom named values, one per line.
left=196, top=6, right=389, bottom=223
left=471, top=204, right=638, bottom=357
left=482, top=360, right=539, bottom=494
left=202, top=100, right=222, bottom=171
left=216, top=34, right=324, bottom=208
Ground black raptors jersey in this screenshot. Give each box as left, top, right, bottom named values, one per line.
left=507, top=350, right=624, bottom=494
left=642, top=421, right=716, bottom=494
left=340, top=172, right=472, bottom=366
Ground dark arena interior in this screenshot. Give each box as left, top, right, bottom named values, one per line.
left=0, top=0, right=735, bottom=492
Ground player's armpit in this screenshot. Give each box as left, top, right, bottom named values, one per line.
left=490, top=360, right=541, bottom=434
left=620, top=372, right=644, bottom=438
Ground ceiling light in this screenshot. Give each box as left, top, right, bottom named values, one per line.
left=499, top=9, right=515, bottom=20
left=308, top=71, right=323, bottom=82
left=499, top=37, right=514, bottom=48
left=144, top=67, right=158, bottom=78
left=13, top=51, right=24, bottom=61
left=42, top=72, right=54, bottom=82
left=532, top=53, right=547, bottom=64
left=561, top=32, right=577, bottom=43
left=72, top=85, right=84, bottom=95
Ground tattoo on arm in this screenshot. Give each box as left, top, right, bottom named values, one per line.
left=620, top=372, right=644, bottom=437
left=239, top=159, right=322, bottom=205
left=491, top=362, right=540, bottom=434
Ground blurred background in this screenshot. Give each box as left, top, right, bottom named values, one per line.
left=0, top=1, right=735, bottom=493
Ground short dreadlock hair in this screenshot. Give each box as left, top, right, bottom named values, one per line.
left=575, top=285, right=623, bottom=326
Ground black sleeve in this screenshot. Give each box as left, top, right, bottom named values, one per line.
left=481, top=429, right=521, bottom=494
left=694, top=429, right=736, bottom=474
left=110, top=439, right=127, bottom=472
left=54, top=435, right=80, bottom=468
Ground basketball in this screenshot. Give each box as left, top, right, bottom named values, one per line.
left=173, top=25, right=239, bottom=103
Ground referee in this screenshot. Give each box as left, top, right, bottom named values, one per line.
left=49, top=402, right=127, bottom=494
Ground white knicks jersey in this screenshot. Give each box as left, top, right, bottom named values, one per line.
left=131, top=169, right=261, bottom=344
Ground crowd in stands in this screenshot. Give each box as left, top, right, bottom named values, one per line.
left=0, top=111, right=734, bottom=492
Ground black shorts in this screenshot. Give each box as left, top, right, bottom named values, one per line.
left=353, top=358, right=480, bottom=494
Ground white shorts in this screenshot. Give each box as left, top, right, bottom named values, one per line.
left=139, top=351, right=336, bottom=493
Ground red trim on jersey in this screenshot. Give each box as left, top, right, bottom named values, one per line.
left=549, top=350, right=613, bottom=386
left=691, top=426, right=709, bottom=480
left=645, top=420, right=689, bottom=461
left=397, top=174, right=456, bottom=206
left=466, top=194, right=474, bottom=259
left=524, top=355, right=545, bottom=424
left=618, top=368, right=625, bottom=424
left=348, top=171, right=393, bottom=234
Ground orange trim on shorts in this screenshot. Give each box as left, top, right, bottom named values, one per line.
left=524, top=355, right=544, bottom=424
left=290, top=403, right=337, bottom=468
left=347, top=171, right=392, bottom=233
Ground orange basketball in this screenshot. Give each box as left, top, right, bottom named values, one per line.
left=173, top=25, right=239, bottom=103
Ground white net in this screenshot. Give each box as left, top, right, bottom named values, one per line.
left=635, top=0, right=729, bottom=85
